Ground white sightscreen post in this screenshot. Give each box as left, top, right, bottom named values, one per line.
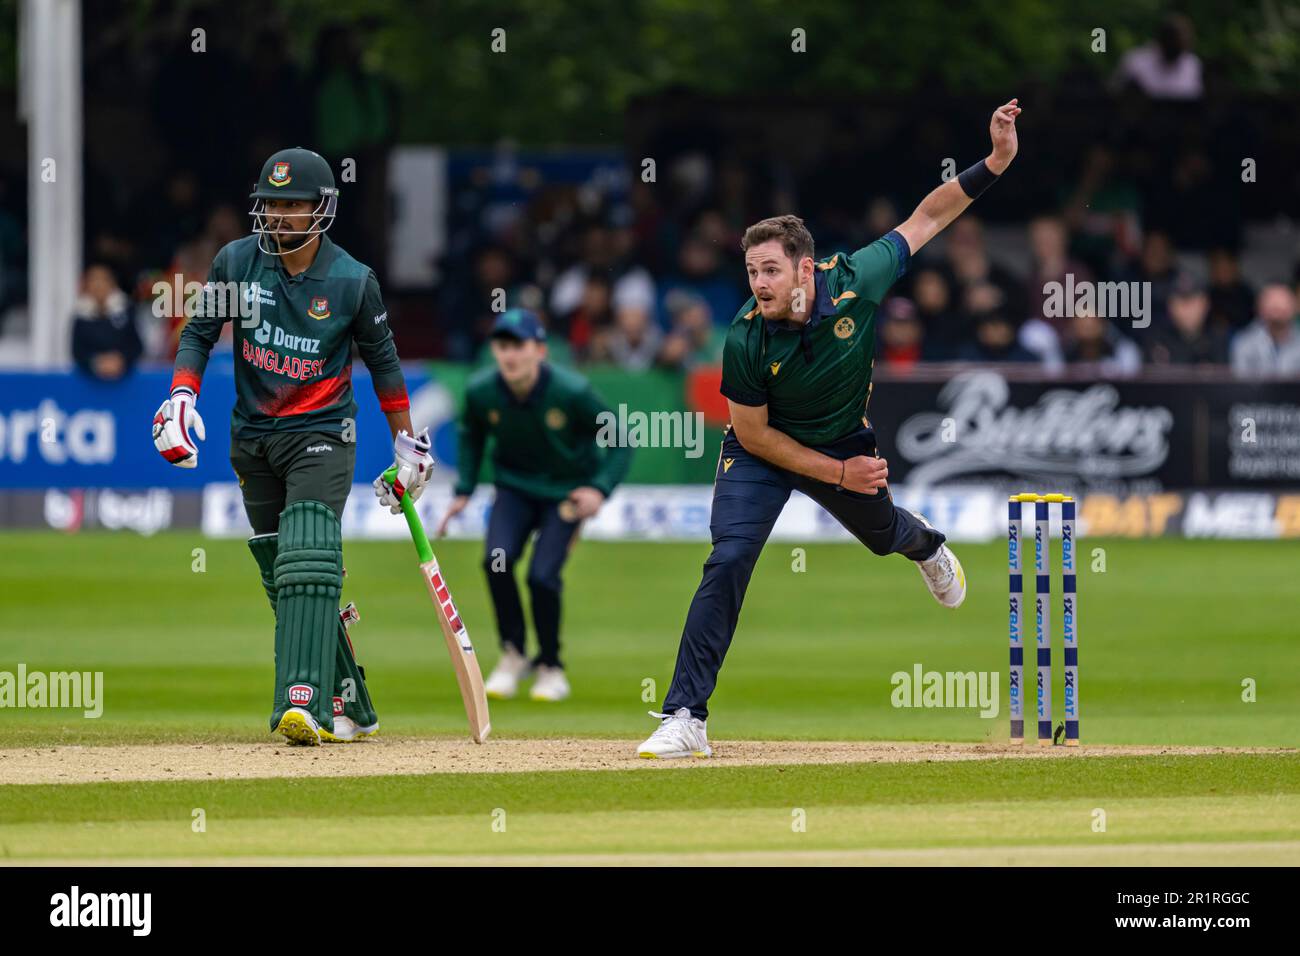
left=20, top=0, right=82, bottom=368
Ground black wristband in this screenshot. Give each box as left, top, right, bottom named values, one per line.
left=957, top=159, right=999, bottom=199
left=836, top=459, right=846, bottom=490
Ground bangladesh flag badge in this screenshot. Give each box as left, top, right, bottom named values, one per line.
left=269, top=162, right=292, bottom=186
left=308, top=297, right=331, bottom=320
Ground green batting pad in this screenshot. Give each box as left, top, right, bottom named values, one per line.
left=271, top=501, right=342, bottom=732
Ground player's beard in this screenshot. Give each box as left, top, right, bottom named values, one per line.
left=269, top=220, right=316, bottom=254
left=760, top=292, right=792, bottom=322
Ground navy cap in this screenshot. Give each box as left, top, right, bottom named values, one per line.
left=489, top=308, right=547, bottom=342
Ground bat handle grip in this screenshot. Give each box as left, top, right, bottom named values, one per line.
left=382, top=464, right=434, bottom=563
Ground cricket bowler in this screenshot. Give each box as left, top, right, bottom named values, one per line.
left=637, top=100, right=1022, bottom=758
left=151, top=147, right=433, bottom=745
left=437, top=309, right=632, bottom=702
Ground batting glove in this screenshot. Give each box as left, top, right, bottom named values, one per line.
left=374, top=427, right=434, bottom=513
left=152, top=387, right=206, bottom=468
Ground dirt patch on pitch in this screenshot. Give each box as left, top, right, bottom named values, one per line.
left=0, top=738, right=1290, bottom=786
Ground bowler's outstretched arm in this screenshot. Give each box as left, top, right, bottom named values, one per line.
left=894, top=98, right=1021, bottom=255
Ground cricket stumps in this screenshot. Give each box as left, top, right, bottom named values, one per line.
left=1008, top=493, right=1079, bottom=747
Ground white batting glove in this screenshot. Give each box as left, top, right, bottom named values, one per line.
left=373, top=427, right=434, bottom=513
left=152, top=387, right=206, bottom=468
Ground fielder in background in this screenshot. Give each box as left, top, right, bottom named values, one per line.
left=438, top=309, right=632, bottom=702
left=152, top=146, right=433, bottom=746
left=638, top=100, right=1022, bottom=759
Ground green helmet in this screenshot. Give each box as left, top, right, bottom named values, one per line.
left=249, top=147, right=338, bottom=256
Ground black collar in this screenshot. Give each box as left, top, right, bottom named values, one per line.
left=496, top=362, right=551, bottom=407
left=764, top=269, right=837, bottom=335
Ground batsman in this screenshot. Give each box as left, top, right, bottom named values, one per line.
left=152, top=147, right=433, bottom=745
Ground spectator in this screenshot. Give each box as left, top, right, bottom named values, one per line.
left=1062, top=311, right=1142, bottom=377
left=1146, top=276, right=1227, bottom=365
left=444, top=245, right=524, bottom=361
left=878, top=298, right=924, bottom=370
left=158, top=238, right=220, bottom=361
left=1230, top=284, right=1300, bottom=376
left=592, top=303, right=663, bottom=370
left=551, top=224, right=656, bottom=331
left=658, top=290, right=723, bottom=368
left=1113, top=13, right=1203, bottom=100
left=1064, top=144, right=1142, bottom=272
left=565, top=274, right=613, bottom=361
left=865, top=197, right=899, bottom=241
left=1207, top=247, right=1256, bottom=332
left=958, top=313, right=1039, bottom=364
left=203, top=204, right=244, bottom=250
left=1119, top=230, right=1178, bottom=329
left=942, top=216, right=1026, bottom=322
left=71, top=265, right=142, bottom=381
left=1027, top=215, right=1093, bottom=332
left=658, top=231, right=739, bottom=329
left=959, top=280, right=1005, bottom=323
left=909, top=267, right=960, bottom=359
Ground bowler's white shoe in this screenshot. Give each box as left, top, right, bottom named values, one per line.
left=320, top=714, right=379, bottom=743
left=637, top=708, right=712, bottom=759
left=912, top=512, right=966, bottom=609
left=530, top=664, right=571, bottom=702
left=484, top=646, right=531, bottom=700
left=275, top=707, right=322, bottom=746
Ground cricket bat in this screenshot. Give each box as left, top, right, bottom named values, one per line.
left=383, top=467, right=491, bottom=743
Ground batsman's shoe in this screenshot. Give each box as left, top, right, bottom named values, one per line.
left=913, top=512, right=966, bottom=609
left=637, top=708, right=711, bottom=759
left=530, top=664, right=570, bottom=702
left=484, top=646, right=531, bottom=700
left=275, top=707, right=323, bottom=746
left=320, top=714, right=379, bottom=743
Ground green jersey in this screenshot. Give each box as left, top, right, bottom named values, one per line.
left=171, top=235, right=409, bottom=437
left=720, top=233, right=908, bottom=446
left=455, top=362, right=632, bottom=501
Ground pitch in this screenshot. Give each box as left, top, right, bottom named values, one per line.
left=0, top=532, right=1296, bottom=865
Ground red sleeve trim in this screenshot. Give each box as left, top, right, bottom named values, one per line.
left=377, top=386, right=410, bottom=413
left=171, top=369, right=202, bottom=396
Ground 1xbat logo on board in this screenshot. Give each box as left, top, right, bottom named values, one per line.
left=894, top=371, right=1174, bottom=486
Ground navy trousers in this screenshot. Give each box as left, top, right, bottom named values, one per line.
left=483, top=485, right=581, bottom=668
left=662, top=424, right=945, bottom=720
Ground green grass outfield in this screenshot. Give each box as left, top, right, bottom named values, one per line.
left=0, top=531, right=1296, bottom=864
left=1, top=757, right=1297, bottom=864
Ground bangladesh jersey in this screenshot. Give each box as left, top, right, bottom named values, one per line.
left=720, top=231, right=909, bottom=446
left=455, top=362, right=632, bottom=501
left=171, top=235, right=409, bottom=437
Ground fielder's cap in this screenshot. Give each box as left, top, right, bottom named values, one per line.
left=489, top=308, right=547, bottom=342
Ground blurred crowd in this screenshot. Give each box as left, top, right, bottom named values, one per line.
left=2, top=11, right=1297, bottom=381
left=431, top=13, right=1299, bottom=379
left=58, top=167, right=1300, bottom=383
left=436, top=184, right=1300, bottom=380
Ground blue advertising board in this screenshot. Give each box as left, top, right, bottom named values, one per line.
left=0, top=359, right=434, bottom=489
